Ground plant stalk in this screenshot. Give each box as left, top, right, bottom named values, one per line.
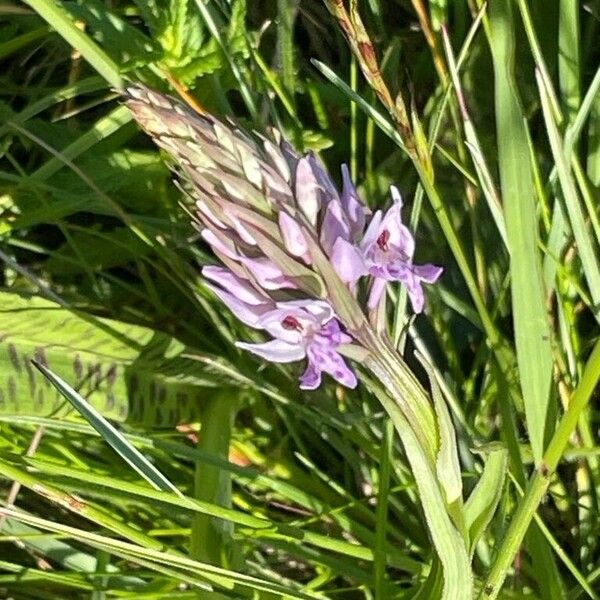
left=479, top=339, right=600, bottom=598
left=190, top=392, right=238, bottom=599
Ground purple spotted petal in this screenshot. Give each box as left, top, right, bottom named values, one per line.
left=299, top=363, right=321, bottom=390
left=307, top=344, right=357, bottom=389
left=257, top=307, right=316, bottom=344
left=311, top=318, right=352, bottom=348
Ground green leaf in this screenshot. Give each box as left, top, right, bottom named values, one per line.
left=465, top=446, right=507, bottom=555
left=489, top=0, right=554, bottom=464
left=32, top=360, right=184, bottom=495
left=0, top=291, right=217, bottom=426
left=364, top=374, right=472, bottom=600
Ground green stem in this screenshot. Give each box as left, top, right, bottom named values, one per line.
left=480, top=339, right=600, bottom=599
left=190, top=392, right=238, bottom=599
left=366, top=339, right=438, bottom=464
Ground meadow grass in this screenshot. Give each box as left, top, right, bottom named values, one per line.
left=0, top=1, right=599, bottom=598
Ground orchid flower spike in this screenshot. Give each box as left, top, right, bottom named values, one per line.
left=126, top=85, right=442, bottom=392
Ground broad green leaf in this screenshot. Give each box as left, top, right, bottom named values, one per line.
left=0, top=291, right=219, bottom=426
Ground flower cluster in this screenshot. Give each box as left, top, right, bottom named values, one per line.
left=125, top=86, right=442, bottom=390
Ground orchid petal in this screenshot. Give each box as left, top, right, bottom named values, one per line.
left=241, top=256, right=298, bottom=290
left=340, top=164, right=367, bottom=241
left=295, top=157, right=321, bottom=225
left=196, top=200, right=227, bottom=229
left=299, top=364, right=321, bottom=390
left=320, top=199, right=350, bottom=256
left=360, top=210, right=383, bottom=252
left=307, top=344, right=357, bottom=389
left=331, top=238, right=368, bottom=285
left=367, top=277, right=388, bottom=310
left=201, top=229, right=239, bottom=260
left=405, top=277, right=425, bottom=314
left=230, top=215, right=257, bottom=245
left=205, top=283, right=271, bottom=327
left=257, top=307, right=316, bottom=344
left=202, top=266, right=267, bottom=305
left=413, top=263, right=443, bottom=283
left=307, top=153, right=339, bottom=203
left=390, top=185, right=404, bottom=209
left=279, top=212, right=309, bottom=257
left=264, top=138, right=291, bottom=182
left=378, top=192, right=415, bottom=258
left=276, top=299, right=335, bottom=325
left=236, top=339, right=306, bottom=363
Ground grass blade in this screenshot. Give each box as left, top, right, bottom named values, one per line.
left=537, top=70, right=600, bottom=315
left=31, top=361, right=183, bottom=496
left=488, top=0, right=554, bottom=465
left=23, top=0, right=122, bottom=89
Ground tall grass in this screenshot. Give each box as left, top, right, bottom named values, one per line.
left=0, top=0, right=599, bottom=598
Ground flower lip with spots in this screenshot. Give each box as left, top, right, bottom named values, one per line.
left=202, top=266, right=356, bottom=390
left=237, top=300, right=357, bottom=390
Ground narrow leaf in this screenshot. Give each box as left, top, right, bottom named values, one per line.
left=32, top=361, right=183, bottom=497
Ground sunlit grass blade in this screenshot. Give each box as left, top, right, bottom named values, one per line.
left=536, top=70, right=600, bottom=316
left=26, top=105, right=131, bottom=182
left=440, top=26, right=506, bottom=247
left=0, top=508, right=326, bottom=599
left=558, top=0, right=581, bottom=125
left=480, top=338, right=600, bottom=599
left=191, top=0, right=258, bottom=121
left=488, top=0, right=554, bottom=465
left=32, top=361, right=183, bottom=496
left=23, top=0, right=122, bottom=89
